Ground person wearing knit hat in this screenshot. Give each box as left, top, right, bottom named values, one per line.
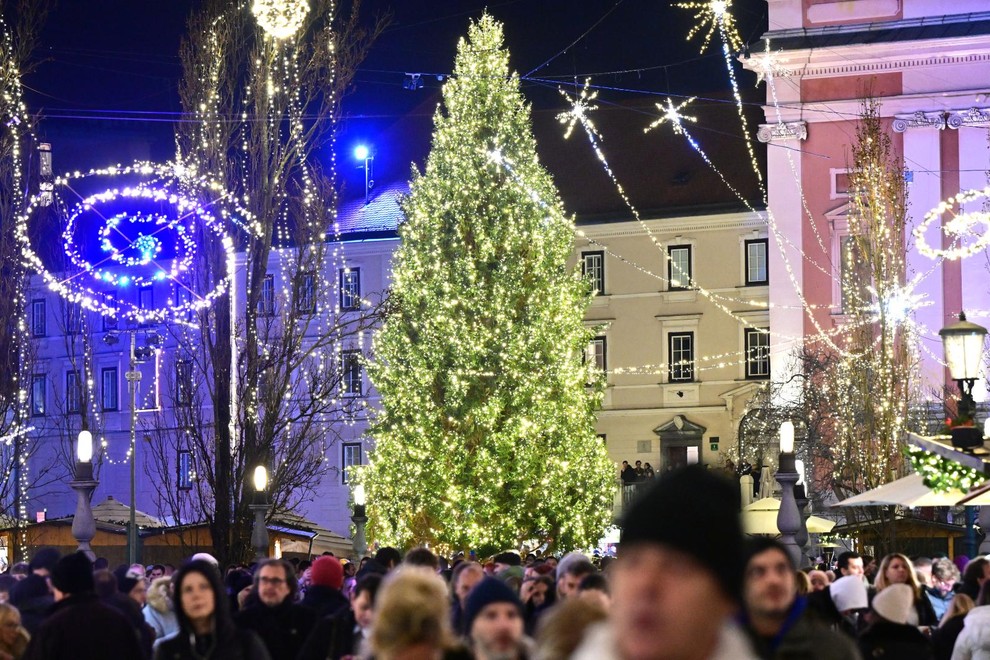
left=23, top=551, right=144, bottom=660
left=463, top=578, right=531, bottom=660
left=829, top=573, right=869, bottom=638
left=28, top=548, right=60, bottom=578
left=301, top=555, right=349, bottom=619
left=572, top=464, right=758, bottom=660
left=112, top=564, right=148, bottom=608
left=739, top=538, right=861, bottom=659
left=858, top=583, right=932, bottom=659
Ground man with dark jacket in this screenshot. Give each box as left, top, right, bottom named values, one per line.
left=806, top=551, right=865, bottom=630
left=23, top=551, right=143, bottom=660
left=297, top=574, right=382, bottom=660
left=740, top=538, right=862, bottom=660
left=8, top=547, right=59, bottom=636
left=302, top=556, right=350, bottom=619
left=236, top=558, right=316, bottom=660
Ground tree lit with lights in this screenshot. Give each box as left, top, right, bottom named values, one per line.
left=364, top=15, right=615, bottom=555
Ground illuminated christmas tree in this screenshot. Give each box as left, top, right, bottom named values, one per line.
left=364, top=14, right=615, bottom=555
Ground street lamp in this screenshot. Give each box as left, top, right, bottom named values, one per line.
left=354, top=145, right=374, bottom=205
left=940, top=312, right=988, bottom=448
left=775, top=420, right=802, bottom=566
left=250, top=465, right=270, bottom=559
left=793, top=458, right=810, bottom=566
left=351, top=483, right=368, bottom=559
left=69, top=430, right=98, bottom=561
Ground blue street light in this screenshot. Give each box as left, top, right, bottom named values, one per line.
left=354, top=145, right=374, bottom=205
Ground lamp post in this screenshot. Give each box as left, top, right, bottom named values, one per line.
left=249, top=466, right=270, bottom=559
left=793, top=459, right=810, bottom=567
left=939, top=312, right=988, bottom=449
left=351, top=483, right=368, bottom=559
left=775, top=420, right=802, bottom=566
left=354, top=145, right=374, bottom=205
left=69, top=430, right=98, bottom=561
left=125, top=331, right=141, bottom=565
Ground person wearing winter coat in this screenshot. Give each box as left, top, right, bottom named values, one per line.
left=154, top=560, right=270, bottom=660
left=933, top=593, right=974, bottom=660
left=858, top=584, right=934, bottom=660
left=144, top=577, right=179, bottom=646
left=951, top=582, right=990, bottom=660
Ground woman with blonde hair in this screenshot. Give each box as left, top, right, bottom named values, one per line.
left=873, top=553, right=938, bottom=627
left=369, top=569, right=470, bottom=660
left=0, top=602, right=30, bottom=660
left=932, top=592, right=973, bottom=660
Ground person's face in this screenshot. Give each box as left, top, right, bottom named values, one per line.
left=456, top=568, right=483, bottom=607
left=129, top=580, right=148, bottom=606
left=470, top=603, right=524, bottom=660
left=545, top=558, right=557, bottom=570
left=493, top=562, right=510, bottom=574
left=150, top=567, right=165, bottom=580
left=180, top=572, right=215, bottom=625
left=0, top=615, right=20, bottom=646
left=258, top=565, right=291, bottom=607
left=557, top=572, right=583, bottom=599
left=809, top=572, right=828, bottom=592
left=351, top=589, right=374, bottom=630
left=883, top=558, right=910, bottom=585
left=611, top=544, right=733, bottom=660
left=841, top=558, right=864, bottom=577
left=344, top=563, right=356, bottom=578
left=744, top=549, right=796, bottom=621
left=530, top=581, right=548, bottom=607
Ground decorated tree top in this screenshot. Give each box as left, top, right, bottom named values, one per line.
left=363, top=14, right=615, bottom=555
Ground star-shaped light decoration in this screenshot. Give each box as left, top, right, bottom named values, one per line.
left=675, top=0, right=743, bottom=54
left=557, top=79, right=599, bottom=139
left=748, top=45, right=791, bottom=85
left=644, top=97, right=698, bottom=136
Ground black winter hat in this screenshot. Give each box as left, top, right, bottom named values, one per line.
left=493, top=552, right=521, bottom=567
left=113, top=565, right=140, bottom=595
left=51, top=551, right=95, bottom=595
left=463, top=578, right=522, bottom=635
left=619, top=464, right=744, bottom=602
left=28, top=547, right=60, bottom=574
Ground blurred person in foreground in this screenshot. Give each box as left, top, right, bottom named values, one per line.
left=572, top=464, right=758, bottom=660
left=0, top=602, right=29, bottom=660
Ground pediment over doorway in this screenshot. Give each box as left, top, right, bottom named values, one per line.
left=653, top=415, right=707, bottom=440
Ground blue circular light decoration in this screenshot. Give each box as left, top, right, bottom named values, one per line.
left=17, top=162, right=250, bottom=324
left=354, top=144, right=369, bottom=161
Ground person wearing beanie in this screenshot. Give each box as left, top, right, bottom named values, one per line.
left=9, top=548, right=60, bottom=637
left=739, top=538, right=862, bottom=659
left=114, top=564, right=150, bottom=608
left=556, top=558, right=595, bottom=601
left=298, top=573, right=383, bottom=660
left=22, top=552, right=143, bottom=660
left=100, top=568, right=155, bottom=658
left=301, top=556, right=349, bottom=619
left=828, top=575, right=869, bottom=638
left=572, top=464, right=758, bottom=660
left=857, top=583, right=932, bottom=660
left=463, top=578, right=532, bottom=660
left=493, top=552, right=522, bottom=573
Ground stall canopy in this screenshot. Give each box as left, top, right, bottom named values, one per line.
left=742, top=497, right=836, bottom=535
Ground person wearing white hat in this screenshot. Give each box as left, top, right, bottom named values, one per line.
left=858, top=583, right=932, bottom=660
left=828, top=574, right=868, bottom=639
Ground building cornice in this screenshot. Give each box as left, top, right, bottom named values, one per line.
left=578, top=211, right=765, bottom=240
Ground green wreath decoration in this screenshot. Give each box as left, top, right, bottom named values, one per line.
left=907, top=446, right=986, bottom=493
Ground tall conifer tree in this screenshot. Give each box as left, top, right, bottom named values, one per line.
left=364, top=14, right=615, bottom=554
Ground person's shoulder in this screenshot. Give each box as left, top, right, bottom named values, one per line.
left=236, top=628, right=273, bottom=660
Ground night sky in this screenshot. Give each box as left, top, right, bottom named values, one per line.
left=21, top=0, right=768, bottom=206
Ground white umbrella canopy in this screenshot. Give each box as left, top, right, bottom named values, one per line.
left=742, top=497, right=836, bottom=535
left=833, top=474, right=966, bottom=507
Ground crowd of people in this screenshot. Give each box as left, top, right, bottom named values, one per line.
left=1, top=465, right=990, bottom=659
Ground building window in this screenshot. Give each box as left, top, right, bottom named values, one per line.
left=177, top=449, right=194, bottom=491
left=840, top=235, right=871, bottom=313
left=259, top=274, right=276, bottom=316
left=138, top=286, right=154, bottom=327
left=295, top=271, right=316, bottom=314
left=584, top=336, right=607, bottom=374
left=30, top=299, right=46, bottom=337
left=342, top=442, right=362, bottom=484
left=342, top=350, right=363, bottom=396
left=101, top=367, right=118, bottom=411
left=64, top=305, right=83, bottom=335
left=668, top=332, right=694, bottom=382
left=174, top=282, right=194, bottom=321
left=103, top=291, right=118, bottom=331
left=745, top=239, right=768, bottom=285
left=339, top=268, right=361, bottom=311
left=745, top=328, right=770, bottom=379
left=30, top=375, right=45, bottom=417
left=66, top=371, right=82, bottom=414
left=668, top=245, right=692, bottom=290
left=581, top=251, right=605, bottom=295
left=175, top=360, right=193, bottom=407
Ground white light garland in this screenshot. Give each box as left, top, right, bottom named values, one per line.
left=914, top=185, right=990, bottom=261
left=252, top=0, right=309, bottom=40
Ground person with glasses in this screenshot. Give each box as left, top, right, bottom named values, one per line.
left=235, top=560, right=315, bottom=660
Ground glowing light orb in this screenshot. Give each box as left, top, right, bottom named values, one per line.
left=675, top=0, right=743, bottom=53
left=354, top=145, right=370, bottom=161
left=915, top=185, right=990, bottom=261
left=252, top=0, right=309, bottom=39
left=17, top=162, right=244, bottom=324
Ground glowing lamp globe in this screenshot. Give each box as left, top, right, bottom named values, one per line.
left=77, top=430, right=93, bottom=463
left=253, top=465, right=268, bottom=492
left=252, top=0, right=309, bottom=39
left=940, top=313, right=988, bottom=381
left=354, top=145, right=370, bottom=161
left=354, top=483, right=366, bottom=506
left=779, top=420, right=795, bottom=454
